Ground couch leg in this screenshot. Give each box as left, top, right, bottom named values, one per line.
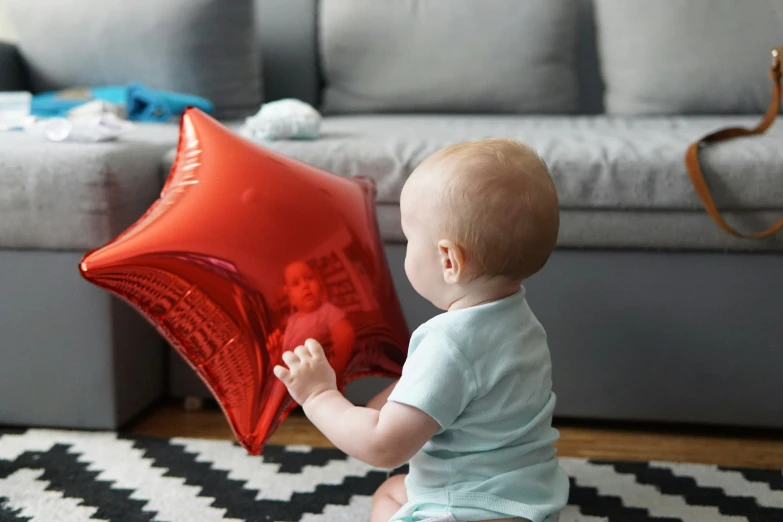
left=183, top=396, right=204, bottom=411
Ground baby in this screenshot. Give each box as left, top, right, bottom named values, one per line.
left=267, top=261, right=355, bottom=376
left=274, top=139, right=567, bottom=522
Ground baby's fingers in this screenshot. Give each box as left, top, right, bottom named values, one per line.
left=282, top=351, right=299, bottom=367
left=294, top=344, right=310, bottom=360
left=273, top=365, right=290, bottom=382
left=305, top=338, right=325, bottom=359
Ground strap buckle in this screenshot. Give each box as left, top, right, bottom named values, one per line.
left=772, top=47, right=782, bottom=74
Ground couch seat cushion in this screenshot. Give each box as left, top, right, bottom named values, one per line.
left=0, top=124, right=180, bottom=251
left=260, top=115, right=783, bottom=211
left=374, top=205, right=783, bottom=252
left=255, top=115, right=783, bottom=251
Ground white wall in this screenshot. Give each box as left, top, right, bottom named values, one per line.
left=0, top=0, right=17, bottom=42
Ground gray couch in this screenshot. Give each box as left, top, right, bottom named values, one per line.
left=1, top=0, right=782, bottom=432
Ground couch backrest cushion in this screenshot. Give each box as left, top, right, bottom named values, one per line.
left=0, top=0, right=16, bottom=43
left=595, top=0, right=783, bottom=115
left=7, top=0, right=262, bottom=119
left=319, top=0, right=579, bottom=114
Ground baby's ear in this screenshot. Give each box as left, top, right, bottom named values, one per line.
left=438, top=239, right=465, bottom=284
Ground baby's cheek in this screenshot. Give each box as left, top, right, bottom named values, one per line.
left=403, top=250, right=414, bottom=278
left=406, top=263, right=425, bottom=296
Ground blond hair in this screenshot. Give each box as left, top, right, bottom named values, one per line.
left=413, top=138, right=559, bottom=280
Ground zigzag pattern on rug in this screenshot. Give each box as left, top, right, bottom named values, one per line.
left=0, top=429, right=781, bottom=522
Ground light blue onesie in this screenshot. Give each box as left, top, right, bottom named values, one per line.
left=387, top=288, right=568, bottom=522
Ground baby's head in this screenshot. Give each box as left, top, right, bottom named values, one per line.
left=284, top=261, right=323, bottom=314
left=400, top=138, right=559, bottom=310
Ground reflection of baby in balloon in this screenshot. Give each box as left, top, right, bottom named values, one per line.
left=267, top=261, right=355, bottom=378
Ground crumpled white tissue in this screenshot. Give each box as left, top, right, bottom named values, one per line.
left=28, top=113, right=133, bottom=143
left=240, top=98, right=321, bottom=141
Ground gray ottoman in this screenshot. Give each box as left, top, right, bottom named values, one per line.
left=0, top=125, right=179, bottom=429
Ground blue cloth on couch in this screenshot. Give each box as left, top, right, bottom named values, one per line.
left=31, top=83, right=214, bottom=122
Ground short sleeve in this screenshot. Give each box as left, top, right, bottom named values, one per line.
left=388, top=328, right=476, bottom=429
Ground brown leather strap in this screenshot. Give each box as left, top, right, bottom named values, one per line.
left=684, top=46, right=783, bottom=239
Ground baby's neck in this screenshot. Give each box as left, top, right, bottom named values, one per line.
left=447, top=277, right=522, bottom=311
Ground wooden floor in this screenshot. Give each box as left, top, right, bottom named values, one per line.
left=130, top=400, right=783, bottom=469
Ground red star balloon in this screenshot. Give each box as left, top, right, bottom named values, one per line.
left=79, top=108, right=409, bottom=454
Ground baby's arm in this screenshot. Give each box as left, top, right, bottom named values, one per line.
left=274, top=340, right=438, bottom=469
left=306, top=388, right=437, bottom=469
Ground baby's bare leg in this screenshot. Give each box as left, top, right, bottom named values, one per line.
left=371, top=474, right=407, bottom=522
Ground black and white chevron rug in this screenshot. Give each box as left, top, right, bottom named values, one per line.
left=1, top=429, right=781, bottom=522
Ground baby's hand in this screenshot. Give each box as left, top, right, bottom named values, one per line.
left=266, top=328, right=283, bottom=364
left=273, top=339, right=337, bottom=405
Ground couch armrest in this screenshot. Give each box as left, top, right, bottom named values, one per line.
left=0, top=41, right=27, bottom=91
